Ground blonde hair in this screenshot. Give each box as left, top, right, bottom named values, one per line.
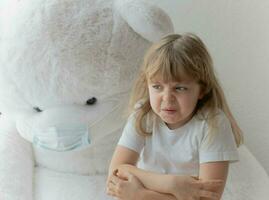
left=129, top=33, right=243, bottom=147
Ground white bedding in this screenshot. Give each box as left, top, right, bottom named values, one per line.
left=34, top=168, right=113, bottom=200
left=34, top=146, right=269, bottom=200
left=222, top=146, right=269, bottom=200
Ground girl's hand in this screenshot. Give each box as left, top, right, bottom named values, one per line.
left=116, top=164, right=136, bottom=179
left=171, top=175, right=223, bottom=200
left=106, top=169, right=145, bottom=200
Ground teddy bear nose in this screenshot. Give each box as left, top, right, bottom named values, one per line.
left=33, top=107, right=43, bottom=112
left=86, top=97, right=97, bottom=105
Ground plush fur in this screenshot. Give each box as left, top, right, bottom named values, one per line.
left=0, top=0, right=173, bottom=199
left=0, top=0, right=173, bottom=114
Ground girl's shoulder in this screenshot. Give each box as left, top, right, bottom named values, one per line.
left=194, top=109, right=231, bottom=133
left=127, top=110, right=155, bottom=131
left=196, top=108, right=227, bottom=122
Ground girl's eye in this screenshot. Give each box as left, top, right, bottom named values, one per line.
left=152, top=85, right=161, bottom=90
left=175, top=86, right=187, bottom=91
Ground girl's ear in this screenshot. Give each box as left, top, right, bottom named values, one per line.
left=198, top=91, right=204, bottom=100
left=198, top=86, right=206, bottom=100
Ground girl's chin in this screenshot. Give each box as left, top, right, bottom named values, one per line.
left=161, top=116, right=182, bottom=126
left=160, top=115, right=191, bottom=129
left=160, top=112, right=179, bottom=121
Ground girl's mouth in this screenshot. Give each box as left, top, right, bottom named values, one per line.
left=162, top=108, right=177, bottom=114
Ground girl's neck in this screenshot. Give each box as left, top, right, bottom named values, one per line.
left=165, top=112, right=195, bottom=130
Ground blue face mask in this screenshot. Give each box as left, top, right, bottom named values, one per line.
left=30, top=92, right=128, bottom=152
left=32, top=123, right=90, bottom=152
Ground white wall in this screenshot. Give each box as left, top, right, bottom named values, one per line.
left=154, top=0, right=269, bottom=174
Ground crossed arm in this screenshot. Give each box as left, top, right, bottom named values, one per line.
left=107, top=145, right=176, bottom=199
left=107, top=145, right=228, bottom=200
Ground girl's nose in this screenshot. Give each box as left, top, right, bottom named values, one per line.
left=163, top=90, right=175, bottom=102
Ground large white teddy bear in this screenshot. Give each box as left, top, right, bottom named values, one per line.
left=0, top=0, right=173, bottom=199
left=0, top=0, right=269, bottom=200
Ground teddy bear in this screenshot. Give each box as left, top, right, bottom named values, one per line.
left=0, top=0, right=174, bottom=199
left=1, top=0, right=269, bottom=200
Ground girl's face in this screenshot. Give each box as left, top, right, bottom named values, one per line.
left=148, top=74, right=203, bottom=130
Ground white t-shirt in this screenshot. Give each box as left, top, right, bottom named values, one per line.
left=118, top=111, right=239, bottom=176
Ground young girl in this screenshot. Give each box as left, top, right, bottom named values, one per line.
left=106, top=33, right=243, bottom=200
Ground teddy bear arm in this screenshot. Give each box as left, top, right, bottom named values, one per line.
left=0, top=118, right=34, bottom=200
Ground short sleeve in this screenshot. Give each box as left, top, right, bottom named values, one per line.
left=199, top=112, right=239, bottom=164
left=118, top=114, right=145, bottom=154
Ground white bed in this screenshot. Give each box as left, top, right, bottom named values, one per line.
left=1, top=126, right=268, bottom=200
left=33, top=145, right=269, bottom=200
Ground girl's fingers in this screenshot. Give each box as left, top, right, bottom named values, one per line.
left=113, top=169, right=119, bottom=176
left=110, top=174, right=122, bottom=184
left=112, top=170, right=129, bottom=181
left=107, top=181, right=116, bottom=190
left=191, top=176, right=199, bottom=180
left=106, top=183, right=116, bottom=196
left=194, top=179, right=223, bottom=189
left=117, top=170, right=130, bottom=180
left=204, top=179, right=224, bottom=184
left=106, top=189, right=116, bottom=197
left=191, top=179, right=223, bottom=199
left=197, top=179, right=223, bottom=184
left=107, top=181, right=122, bottom=199
left=199, top=190, right=221, bottom=199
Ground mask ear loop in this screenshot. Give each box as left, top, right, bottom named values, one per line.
left=89, top=91, right=127, bottom=127
left=89, top=102, right=120, bottom=128
left=87, top=92, right=129, bottom=143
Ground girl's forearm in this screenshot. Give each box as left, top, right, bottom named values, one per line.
left=117, top=164, right=175, bottom=194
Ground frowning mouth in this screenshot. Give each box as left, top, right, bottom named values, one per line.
left=162, top=108, right=177, bottom=113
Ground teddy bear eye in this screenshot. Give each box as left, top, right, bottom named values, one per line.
left=33, top=107, right=43, bottom=112
left=86, top=97, right=97, bottom=105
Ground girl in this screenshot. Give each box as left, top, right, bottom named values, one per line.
left=106, top=33, right=243, bottom=200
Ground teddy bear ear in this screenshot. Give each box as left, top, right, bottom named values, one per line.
left=114, top=0, right=174, bottom=42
